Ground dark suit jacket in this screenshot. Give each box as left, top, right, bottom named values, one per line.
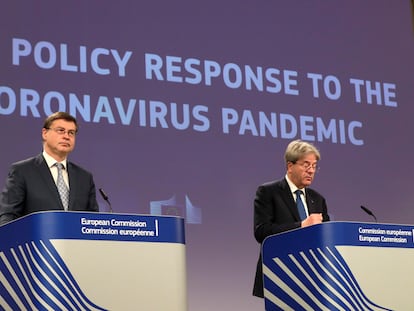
left=0, top=153, right=99, bottom=225
left=252, top=178, right=329, bottom=298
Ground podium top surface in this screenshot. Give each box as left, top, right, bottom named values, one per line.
left=263, top=221, right=414, bottom=252
left=0, top=211, right=185, bottom=249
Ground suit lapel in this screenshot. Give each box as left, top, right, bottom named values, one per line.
left=35, top=154, right=64, bottom=210
left=67, top=162, right=75, bottom=211
left=305, top=191, right=317, bottom=214
left=280, top=179, right=301, bottom=221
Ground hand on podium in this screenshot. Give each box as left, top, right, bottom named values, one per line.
left=301, top=213, right=323, bottom=228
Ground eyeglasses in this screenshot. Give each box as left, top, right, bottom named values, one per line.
left=47, top=127, right=77, bottom=137
left=294, top=161, right=320, bottom=172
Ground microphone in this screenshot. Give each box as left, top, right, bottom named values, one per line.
left=360, top=205, right=377, bottom=222
left=99, top=188, right=113, bottom=213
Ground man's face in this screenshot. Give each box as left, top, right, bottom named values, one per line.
left=42, top=119, right=77, bottom=160
left=287, top=153, right=318, bottom=189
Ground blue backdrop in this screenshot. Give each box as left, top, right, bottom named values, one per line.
left=1, top=1, right=413, bottom=309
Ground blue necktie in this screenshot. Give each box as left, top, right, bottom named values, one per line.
left=295, top=190, right=307, bottom=220
left=56, top=163, right=69, bottom=210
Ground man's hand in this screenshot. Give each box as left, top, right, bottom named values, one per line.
left=301, top=213, right=323, bottom=228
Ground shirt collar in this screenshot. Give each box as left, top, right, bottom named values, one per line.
left=43, top=151, right=67, bottom=169
left=285, top=174, right=306, bottom=195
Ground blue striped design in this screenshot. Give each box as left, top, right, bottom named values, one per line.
left=0, top=240, right=107, bottom=311
left=263, top=246, right=392, bottom=311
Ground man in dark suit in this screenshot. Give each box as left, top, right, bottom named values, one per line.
left=0, top=112, right=99, bottom=225
left=253, top=139, right=330, bottom=298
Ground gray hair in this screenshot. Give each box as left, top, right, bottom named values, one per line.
left=284, top=140, right=320, bottom=164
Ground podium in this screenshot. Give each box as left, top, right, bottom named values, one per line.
left=262, top=221, right=414, bottom=311
left=0, top=211, right=187, bottom=310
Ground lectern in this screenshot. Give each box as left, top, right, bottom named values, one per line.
left=262, top=221, right=414, bottom=311
left=0, top=211, right=187, bottom=310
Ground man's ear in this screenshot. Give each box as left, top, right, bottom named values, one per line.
left=41, top=128, right=48, bottom=141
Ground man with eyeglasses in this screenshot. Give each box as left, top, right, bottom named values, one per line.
left=252, top=139, right=330, bottom=298
left=0, top=112, right=99, bottom=225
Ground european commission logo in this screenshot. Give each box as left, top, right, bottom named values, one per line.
left=149, top=194, right=202, bottom=224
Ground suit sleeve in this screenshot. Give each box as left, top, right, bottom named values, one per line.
left=322, top=198, right=330, bottom=222
left=0, top=164, right=26, bottom=225
left=253, top=184, right=301, bottom=244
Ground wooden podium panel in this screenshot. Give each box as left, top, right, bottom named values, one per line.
left=0, top=211, right=187, bottom=310
left=262, top=221, right=414, bottom=311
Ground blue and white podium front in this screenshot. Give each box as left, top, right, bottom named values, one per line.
left=0, top=211, right=187, bottom=310
left=262, top=221, right=414, bottom=311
